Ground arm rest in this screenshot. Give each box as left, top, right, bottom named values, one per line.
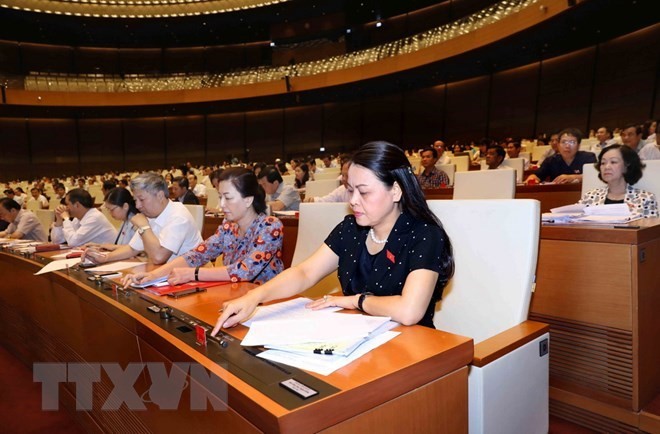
left=472, top=320, right=549, bottom=368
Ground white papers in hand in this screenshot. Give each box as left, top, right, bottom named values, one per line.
left=129, top=275, right=169, bottom=288
left=34, top=258, right=82, bottom=275
left=241, top=312, right=391, bottom=346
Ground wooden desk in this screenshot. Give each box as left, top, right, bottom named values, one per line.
left=0, top=251, right=472, bottom=433
left=529, top=219, right=660, bottom=431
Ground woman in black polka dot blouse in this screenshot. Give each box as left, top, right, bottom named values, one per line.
left=213, top=141, right=454, bottom=334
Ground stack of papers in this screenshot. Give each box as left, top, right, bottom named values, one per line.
left=543, top=203, right=641, bottom=224
left=242, top=298, right=400, bottom=375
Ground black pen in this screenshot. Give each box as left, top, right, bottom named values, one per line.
left=613, top=225, right=640, bottom=229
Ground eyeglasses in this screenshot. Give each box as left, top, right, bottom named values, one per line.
left=105, top=205, right=119, bottom=212
left=560, top=139, right=578, bottom=146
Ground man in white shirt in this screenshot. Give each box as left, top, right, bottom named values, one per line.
left=51, top=188, right=117, bottom=246
left=257, top=166, right=301, bottom=211
left=485, top=145, right=508, bottom=170
left=433, top=140, right=451, bottom=165
left=590, top=126, right=617, bottom=154
left=25, top=187, right=49, bottom=210
left=187, top=173, right=207, bottom=198
left=83, top=172, right=202, bottom=266
left=0, top=198, right=48, bottom=242
left=504, top=139, right=530, bottom=170
left=304, top=161, right=351, bottom=203
left=621, top=124, right=660, bottom=160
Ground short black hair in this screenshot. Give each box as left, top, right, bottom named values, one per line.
left=596, top=144, right=645, bottom=185
left=256, top=166, right=283, bottom=184
left=420, top=147, right=438, bottom=159
left=622, top=124, right=643, bottom=136
left=488, top=145, right=506, bottom=159
left=558, top=128, right=583, bottom=143
left=0, top=198, right=20, bottom=211
left=173, top=176, right=189, bottom=189
left=66, top=188, right=94, bottom=209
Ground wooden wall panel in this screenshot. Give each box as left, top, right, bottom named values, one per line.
left=489, top=63, right=539, bottom=139
left=402, top=84, right=445, bottom=150
left=78, top=118, right=123, bottom=175
left=20, top=43, right=73, bottom=73
left=322, top=101, right=362, bottom=152
left=28, top=118, right=79, bottom=177
left=0, top=40, right=21, bottom=75
left=123, top=118, right=166, bottom=171
left=206, top=113, right=244, bottom=165
left=444, top=76, right=489, bottom=144
left=163, top=47, right=206, bottom=74
left=0, top=118, right=30, bottom=180
left=118, top=49, right=162, bottom=75
left=165, top=115, right=205, bottom=167
left=590, top=25, right=660, bottom=129
left=536, top=47, right=595, bottom=136
left=245, top=109, right=283, bottom=163
left=362, top=93, right=403, bottom=146
left=284, top=105, right=322, bottom=159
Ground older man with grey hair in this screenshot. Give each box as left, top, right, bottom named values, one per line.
left=83, top=172, right=202, bottom=265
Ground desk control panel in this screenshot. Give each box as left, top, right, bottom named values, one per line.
left=25, top=253, right=340, bottom=410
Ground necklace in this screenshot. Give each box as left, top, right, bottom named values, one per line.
left=369, top=228, right=388, bottom=244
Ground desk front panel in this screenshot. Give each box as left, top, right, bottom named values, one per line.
left=0, top=251, right=472, bottom=433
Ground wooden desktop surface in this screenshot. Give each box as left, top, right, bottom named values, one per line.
left=0, top=251, right=473, bottom=433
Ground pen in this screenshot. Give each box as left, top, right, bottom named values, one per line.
left=613, top=225, right=640, bottom=229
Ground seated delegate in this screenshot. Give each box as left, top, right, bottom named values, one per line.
left=525, top=128, right=596, bottom=184
left=579, top=144, right=657, bottom=218
left=212, top=141, right=455, bottom=335
left=0, top=198, right=48, bottom=242
left=51, top=188, right=117, bottom=247
left=86, top=187, right=139, bottom=252
left=82, top=172, right=202, bottom=265
left=257, top=166, right=301, bottom=212
left=122, top=168, right=284, bottom=286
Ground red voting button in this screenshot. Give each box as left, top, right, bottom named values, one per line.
left=195, top=325, right=208, bottom=346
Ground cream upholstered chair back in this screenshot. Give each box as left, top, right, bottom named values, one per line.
left=500, top=157, right=524, bottom=183
left=25, top=200, right=41, bottom=211
left=453, top=169, right=516, bottom=200
left=183, top=204, right=204, bottom=233
left=452, top=155, right=470, bottom=172
left=435, top=163, right=456, bottom=186
left=304, top=179, right=340, bottom=198
left=33, top=209, right=55, bottom=236
left=313, top=170, right=341, bottom=181
left=583, top=159, right=660, bottom=199
left=428, top=199, right=547, bottom=434
left=206, top=187, right=219, bottom=211
left=281, top=174, right=295, bottom=185
left=429, top=199, right=540, bottom=343
left=292, top=202, right=351, bottom=298
left=532, top=146, right=550, bottom=162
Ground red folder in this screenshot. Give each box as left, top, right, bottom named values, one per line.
left=140, top=280, right=227, bottom=296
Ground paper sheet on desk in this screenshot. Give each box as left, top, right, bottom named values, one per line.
left=34, top=258, right=82, bottom=275
left=242, top=312, right=392, bottom=346
left=272, top=210, right=297, bottom=217
left=583, top=203, right=631, bottom=216
left=243, top=298, right=341, bottom=327
left=86, top=262, right=142, bottom=273
left=258, top=331, right=400, bottom=376
left=572, top=215, right=642, bottom=224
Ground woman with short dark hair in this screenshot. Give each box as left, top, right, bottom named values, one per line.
left=579, top=144, right=657, bottom=217
left=123, top=168, right=284, bottom=286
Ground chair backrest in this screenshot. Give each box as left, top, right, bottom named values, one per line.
left=49, top=197, right=61, bottom=210
left=305, top=179, right=340, bottom=198
left=183, top=204, right=204, bottom=233
left=500, top=157, right=524, bottom=183
left=519, top=151, right=531, bottom=162
left=453, top=169, right=516, bottom=199
left=292, top=202, right=351, bottom=298
left=206, top=187, right=219, bottom=210
left=582, top=159, right=660, bottom=200
left=26, top=200, right=41, bottom=211
left=452, top=155, right=470, bottom=172
left=33, top=209, right=55, bottom=235
left=428, top=199, right=540, bottom=343
left=281, top=174, right=295, bottom=185
left=88, top=185, right=105, bottom=204
left=313, top=170, right=341, bottom=181
left=532, top=146, right=550, bottom=162
left=436, top=163, right=456, bottom=186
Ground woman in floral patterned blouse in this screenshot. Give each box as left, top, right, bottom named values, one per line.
left=124, top=168, right=284, bottom=286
